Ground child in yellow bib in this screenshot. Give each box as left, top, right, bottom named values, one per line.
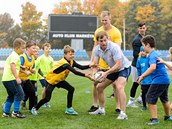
left=31, top=45, right=94, bottom=115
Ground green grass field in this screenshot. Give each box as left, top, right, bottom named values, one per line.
left=0, top=74, right=172, bottom=129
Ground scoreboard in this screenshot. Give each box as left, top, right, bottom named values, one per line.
left=48, top=14, right=98, bottom=40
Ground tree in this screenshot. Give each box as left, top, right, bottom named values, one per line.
left=20, top=2, right=43, bottom=42
left=52, top=0, right=82, bottom=14
left=6, top=24, right=22, bottom=47
left=159, top=0, right=172, bottom=49
left=136, top=4, right=155, bottom=23
left=0, top=13, right=14, bottom=46
left=125, top=0, right=165, bottom=49
left=0, top=13, right=14, bottom=33
left=82, top=0, right=101, bottom=15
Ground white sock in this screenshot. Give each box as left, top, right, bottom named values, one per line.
left=99, top=107, right=105, bottom=112
left=120, top=111, right=126, bottom=115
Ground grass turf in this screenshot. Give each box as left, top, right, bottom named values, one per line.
left=0, top=74, right=172, bottom=129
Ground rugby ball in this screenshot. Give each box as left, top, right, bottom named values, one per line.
left=94, top=72, right=103, bottom=82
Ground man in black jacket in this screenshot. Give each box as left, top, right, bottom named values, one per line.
left=127, top=23, right=147, bottom=108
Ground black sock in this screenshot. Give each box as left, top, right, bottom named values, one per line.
left=151, top=118, right=158, bottom=120
left=130, top=82, right=139, bottom=97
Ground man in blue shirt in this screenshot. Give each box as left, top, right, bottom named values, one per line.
left=137, top=35, right=172, bottom=125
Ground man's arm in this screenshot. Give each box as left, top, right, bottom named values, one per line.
left=92, top=56, right=99, bottom=75
left=104, top=59, right=122, bottom=76
left=90, top=42, right=98, bottom=65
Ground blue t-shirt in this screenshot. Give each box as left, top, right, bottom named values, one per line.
left=136, top=56, right=152, bottom=85
left=148, top=50, right=170, bottom=84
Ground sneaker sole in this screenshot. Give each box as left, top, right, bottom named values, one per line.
left=65, top=112, right=78, bottom=115
left=11, top=115, right=26, bottom=118
left=89, top=112, right=105, bottom=115
left=117, top=117, right=128, bottom=120
left=2, top=115, right=10, bottom=117
left=127, top=105, right=138, bottom=108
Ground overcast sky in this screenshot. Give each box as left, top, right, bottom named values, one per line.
left=0, top=0, right=64, bottom=24
left=0, top=0, right=127, bottom=24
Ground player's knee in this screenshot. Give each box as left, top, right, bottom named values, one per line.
left=96, top=86, right=103, bottom=93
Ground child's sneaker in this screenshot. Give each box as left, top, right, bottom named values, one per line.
left=45, top=103, right=51, bottom=108
left=135, top=96, right=143, bottom=106
left=141, top=106, right=147, bottom=111
left=107, top=93, right=115, bottom=98
left=88, top=105, right=99, bottom=112
left=42, top=103, right=47, bottom=108
left=115, top=109, right=121, bottom=114
left=127, top=100, right=138, bottom=108
left=42, top=103, right=51, bottom=108
left=117, top=112, right=128, bottom=120
left=11, top=111, right=26, bottom=118
left=164, top=116, right=172, bottom=121
left=31, top=107, right=38, bottom=115
left=2, top=112, right=10, bottom=117
left=146, top=119, right=160, bottom=125
left=65, top=107, right=78, bottom=115
left=89, top=108, right=105, bottom=115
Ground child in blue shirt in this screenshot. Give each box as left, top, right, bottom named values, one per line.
left=137, top=35, right=172, bottom=125
left=157, top=47, right=172, bottom=110
left=136, top=46, right=152, bottom=111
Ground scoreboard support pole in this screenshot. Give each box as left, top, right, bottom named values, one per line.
left=71, top=39, right=83, bottom=50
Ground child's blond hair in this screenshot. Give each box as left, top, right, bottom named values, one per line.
left=42, top=42, right=51, bottom=50
left=64, top=45, right=74, bottom=54
left=13, top=38, right=26, bottom=49
left=26, top=40, right=37, bottom=49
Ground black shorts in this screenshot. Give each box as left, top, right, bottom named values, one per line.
left=107, top=67, right=131, bottom=82
left=146, top=84, right=169, bottom=104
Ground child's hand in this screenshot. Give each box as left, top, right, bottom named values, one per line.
left=157, top=57, right=164, bottom=64
left=20, top=65, right=28, bottom=70
left=85, top=73, right=95, bottom=81
left=16, top=77, right=21, bottom=85
left=89, top=63, right=99, bottom=68
left=25, top=70, right=32, bottom=75
left=43, top=75, right=46, bottom=78
left=30, top=69, right=36, bottom=74
left=137, top=76, right=143, bottom=84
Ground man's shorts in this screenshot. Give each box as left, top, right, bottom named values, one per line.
left=146, top=84, right=169, bottom=104
left=107, top=66, right=131, bottom=82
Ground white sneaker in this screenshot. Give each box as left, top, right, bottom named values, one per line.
left=135, top=96, right=143, bottom=106
left=89, top=108, right=105, bottom=115
left=117, top=112, right=128, bottom=120
left=127, top=100, right=138, bottom=108
left=31, top=107, right=38, bottom=115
